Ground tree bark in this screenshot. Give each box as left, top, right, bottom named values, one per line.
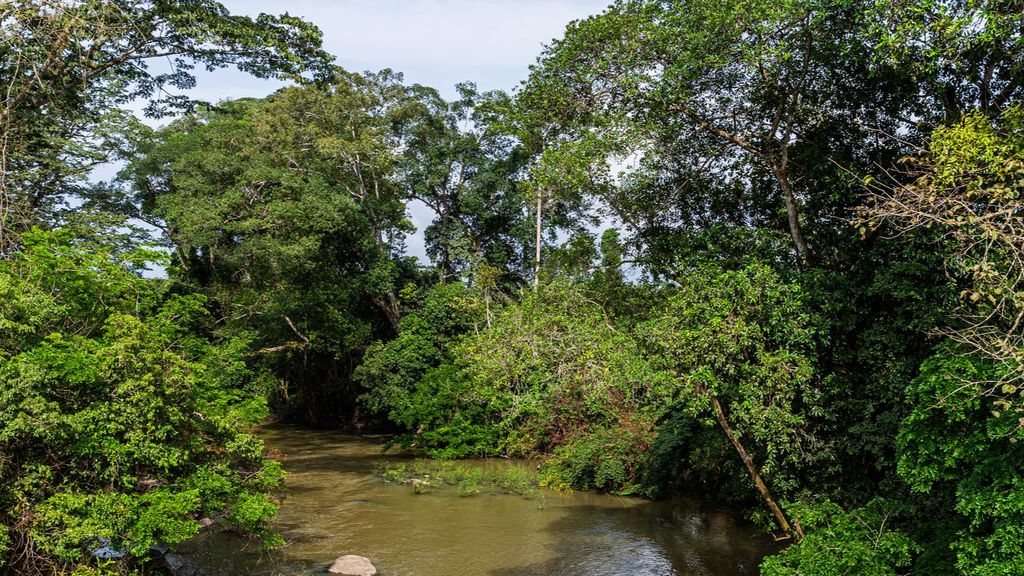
left=533, top=189, right=543, bottom=291
left=371, top=293, right=402, bottom=334
left=774, top=165, right=810, bottom=263
left=694, top=381, right=803, bottom=540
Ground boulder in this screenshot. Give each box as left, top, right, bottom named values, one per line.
left=327, top=555, right=377, bottom=576
left=148, top=545, right=201, bottom=576
left=163, top=552, right=201, bottom=576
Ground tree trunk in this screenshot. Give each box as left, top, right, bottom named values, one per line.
left=533, top=189, right=543, bottom=291
left=695, top=382, right=803, bottom=540
left=371, top=293, right=401, bottom=334
left=774, top=165, right=809, bottom=263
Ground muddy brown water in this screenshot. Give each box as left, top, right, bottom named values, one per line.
left=181, top=425, right=778, bottom=576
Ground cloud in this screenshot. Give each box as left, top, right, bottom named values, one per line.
left=220, top=0, right=608, bottom=96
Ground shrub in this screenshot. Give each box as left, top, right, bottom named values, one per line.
left=0, top=230, right=284, bottom=573
left=538, top=419, right=656, bottom=495
left=760, top=499, right=916, bottom=576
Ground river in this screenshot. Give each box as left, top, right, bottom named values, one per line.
left=181, top=425, right=778, bottom=575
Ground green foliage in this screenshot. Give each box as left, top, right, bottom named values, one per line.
left=641, top=263, right=820, bottom=495
left=868, top=0, right=1023, bottom=119
left=356, top=282, right=484, bottom=416
left=123, top=72, right=423, bottom=423
left=898, top=346, right=1024, bottom=575
left=387, top=363, right=505, bottom=459
left=863, top=106, right=1024, bottom=418
left=454, top=282, right=673, bottom=455
left=0, top=230, right=283, bottom=572
left=6, top=1, right=1024, bottom=573
left=0, top=0, right=332, bottom=248
left=538, top=421, right=656, bottom=495
left=379, top=282, right=674, bottom=467
left=396, top=83, right=531, bottom=280
left=760, top=499, right=917, bottom=576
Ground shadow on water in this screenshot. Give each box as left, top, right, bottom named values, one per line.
left=486, top=499, right=773, bottom=576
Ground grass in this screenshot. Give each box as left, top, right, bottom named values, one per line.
left=374, top=459, right=543, bottom=500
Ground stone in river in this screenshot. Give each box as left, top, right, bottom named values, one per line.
left=327, top=555, right=377, bottom=575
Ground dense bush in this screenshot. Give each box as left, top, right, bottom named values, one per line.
left=760, top=499, right=916, bottom=576
left=356, top=282, right=484, bottom=417
left=379, top=282, right=675, bottom=468
left=0, top=230, right=283, bottom=574
left=538, top=420, right=657, bottom=495
left=897, top=346, right=1024, bottom=575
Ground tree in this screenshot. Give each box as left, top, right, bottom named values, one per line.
left=120, top=72, right=417, bottom=424
left=521, top=0, right=918, bottom=265
left=857, top=104, right=1024, bottom=575
left=503, top=73, right=611, bottom=289
left=518, top=0, right=967, bottom=511
left=395, top=83, right=531, bottom=283
left=641, top=263, right=818, bottom=538
left=0, top=229, right=283, bottom=574
left=0, top=0, right=332, bottom=252
left=869, top=0, right=1024, bottom=121
left=760, top=499, right=916, bottom=576
left=860, top=105, right=1024, bottom=408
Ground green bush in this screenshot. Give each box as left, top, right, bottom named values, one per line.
left=0, top=230, right=284, bottom=573
left=760, top=499, right=916, bottom=576
left=388, top=282, right=674, bottom=460
left=538, top=421, right=656, bottom=495
left=897, top=346, right=1024, bottom=575
left=387, top=363, right=505, bottom=458
left=356, top=282, right=484, bottom=416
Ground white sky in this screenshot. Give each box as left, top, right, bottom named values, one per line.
left=170, top=0, right=611, bottom=261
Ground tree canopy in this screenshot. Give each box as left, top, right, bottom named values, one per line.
left=2, top=0, right=1024, bottom=574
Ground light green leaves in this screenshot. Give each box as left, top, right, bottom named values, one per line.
left=0, top=230, right=283, bottom=571
left=761, top=499, right=917, bottom=576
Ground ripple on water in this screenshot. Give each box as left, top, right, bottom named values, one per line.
left=180, top=425, right=779, bottom=576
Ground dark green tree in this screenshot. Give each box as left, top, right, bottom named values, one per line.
left=121, top=72, right=415, bottom=424
left=0, top=229, right=283, bottom=574
left=395, top=83, right=531, bottom=283
left=0, top=0, right=333, bottom=252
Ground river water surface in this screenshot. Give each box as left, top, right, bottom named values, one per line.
left=182, top=425, right=777, bottom=576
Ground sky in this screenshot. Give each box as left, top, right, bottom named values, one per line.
left=212, top=0, right=610, bottom=101
left=159, top=0, right=612, bottom=261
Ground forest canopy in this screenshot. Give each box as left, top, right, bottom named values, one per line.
left=1, top=1, right=1023, bottom=575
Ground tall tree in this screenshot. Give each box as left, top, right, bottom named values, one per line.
left=869, top=0, right=1024, bottom=121
left=121, top=72, right=415, bottom=424
left=520, top=0, right=924, bottom=267
left=0, top=0, right=332, bottom=252
left=861, top=106, right=1024, bottom=396
left=395, top=83, right=531, bottom=283
left=508, top=83, right=611, bottom=289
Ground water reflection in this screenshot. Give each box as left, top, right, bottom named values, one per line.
left=182, top=425, right=776, bottom=576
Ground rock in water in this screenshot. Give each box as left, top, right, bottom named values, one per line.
left=327, top=555, right=377, bottom=575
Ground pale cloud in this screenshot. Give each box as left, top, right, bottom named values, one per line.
left=211, top=0, right=609, bottom=99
